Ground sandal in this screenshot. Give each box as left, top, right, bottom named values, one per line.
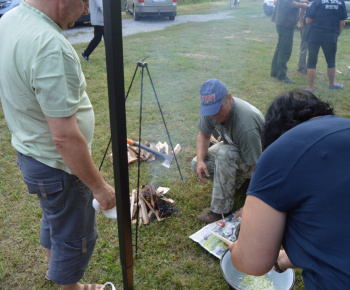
left=45, top=270, right=50, bottom=281
left=83, top=282, right=116, bottom=290
left=302, top=88, right=313, bottom=93
left=329, top=84, right=343, bottom=90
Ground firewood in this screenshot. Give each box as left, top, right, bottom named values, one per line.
left=140, top=198, right=149, bottom=224
left=170, top=144, right=181, bottom=156
left=159, top=197, right=175, bottom=205
left=138, top=205, right=143, bottom=225
left=140, top=195, right=163, bottom=222
left=130, top=189, right=137, bottom=219
left=156, top=141, right=169, bottom=154
left=156, top=187, right=170, bottom=195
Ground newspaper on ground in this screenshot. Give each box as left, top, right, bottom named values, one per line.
left=189, top=212, right=241, bottom=259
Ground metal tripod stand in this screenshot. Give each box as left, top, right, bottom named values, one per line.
left=99, top=59, right=183, bottom=254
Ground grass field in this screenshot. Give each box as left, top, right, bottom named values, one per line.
left=1, top=0, right=350, bottom=288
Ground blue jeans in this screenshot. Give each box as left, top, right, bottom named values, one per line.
left=16, top=151, right=97, bottom=285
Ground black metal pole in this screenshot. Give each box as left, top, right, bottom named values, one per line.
left=102, top=0, right=134, bottom=289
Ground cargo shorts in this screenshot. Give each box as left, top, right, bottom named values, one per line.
left=16, top=151, right=97, bottom=285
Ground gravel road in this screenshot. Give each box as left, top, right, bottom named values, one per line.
left=62, top=11, right=235, bottom=44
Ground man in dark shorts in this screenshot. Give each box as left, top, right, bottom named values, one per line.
left=0, top=0, right=116, bottom=288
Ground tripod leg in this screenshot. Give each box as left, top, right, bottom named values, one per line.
left=145, top=65, right=184, bottom=180
left=134, top=65, right=146, bottom=255
left=125, top=63, right=139, bottom=101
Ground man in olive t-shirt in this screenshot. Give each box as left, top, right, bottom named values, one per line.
left=192, top=79, right=264, bottom=224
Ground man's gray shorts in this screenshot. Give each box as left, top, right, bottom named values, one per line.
left=17, top=152, right=97, bottom=285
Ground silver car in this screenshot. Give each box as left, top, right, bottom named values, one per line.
left=0, top=0, right=21, bottom=18
left=125, top=0, right=177, bottom=21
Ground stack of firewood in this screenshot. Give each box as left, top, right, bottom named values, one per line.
left=109, top=141, right=181, bottom=165
left=130, top=183, right=176, bottom=224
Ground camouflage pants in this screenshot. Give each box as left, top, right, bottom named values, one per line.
left=191, top=142, right=252, bottom=214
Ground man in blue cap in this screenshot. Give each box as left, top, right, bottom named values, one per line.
left=192, top=79, right=264, bottom=223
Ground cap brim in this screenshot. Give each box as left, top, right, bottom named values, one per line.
left=200, top=99, right=223, bottom=117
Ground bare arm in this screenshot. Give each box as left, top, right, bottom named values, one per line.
left=339, top=20, right=345, bottom=35
left=274, top=250, right=295, bottom=272
left=229, top=195, right=286, bottom=275
left=46, top=114, right=115, bottom=210
left=196, top=131, right=211, bottom=183
left=305, top=16, right=312, bottom=24
left=292, top=1, right=309, bottom=9
left=299, top=8, right=305, bottom=30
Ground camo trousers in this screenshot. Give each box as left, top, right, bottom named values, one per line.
left=191, top=142, right=252, bottom=214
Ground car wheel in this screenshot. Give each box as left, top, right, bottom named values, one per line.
left=133, top=6, right=140, bottom=21
left=169, top=15, right=175, bottom=20
left=263, top=4, right=270, bottom=16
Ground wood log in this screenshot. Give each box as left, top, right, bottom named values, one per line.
left=156, top=187, right=170, bottom=195
left=140, top=195, right=163, bottom=222
left=140, top=198, right=149, bottom=224
left=171, top=144, right=181, bottom=156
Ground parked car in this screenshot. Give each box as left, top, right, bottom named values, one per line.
left=0, top=0, right=21, bottom=18
left=125, top=0, right=177, bottom=21
left=263, top=0, right=275, bottom=16
left=74, top=14, right=91, bottom=26
left=345, top=0, right=350, bottom=19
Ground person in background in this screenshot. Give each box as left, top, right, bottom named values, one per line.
left=270, top=0, right=309, bottom=83
left=192, top=79, right=264, bottom=224
left=81, top=0, right=104, bottom=61
left=304, top=0, right=347, bottom=91
left=229, top=90, right=350, bottom=289
left=0, top=0, right=115, bottom=289
left=297, top=0, right=312, bottom=76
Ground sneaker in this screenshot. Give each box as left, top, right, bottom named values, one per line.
left=198, top=210, right=231, bottom=224
left=81, top=52, right=89, bottom=61
left=280, top=77, right=294, bottom=84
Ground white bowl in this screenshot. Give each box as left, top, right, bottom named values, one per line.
left=220, top=250, right=295, bottom=290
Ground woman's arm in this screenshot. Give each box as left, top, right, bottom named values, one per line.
left=229, top=195, right=286, bottom=276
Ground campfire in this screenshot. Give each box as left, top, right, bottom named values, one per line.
left=130, top=183, right=177, bottom=225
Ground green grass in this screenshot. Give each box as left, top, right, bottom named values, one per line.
left=1, top=0, right=350, bottom=288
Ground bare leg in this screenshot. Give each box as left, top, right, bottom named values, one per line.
left=327, top=67, right=336, bottom=86
left=45, top=248, right=51, bottom=264
left=307, top=68, right=316, bottom=90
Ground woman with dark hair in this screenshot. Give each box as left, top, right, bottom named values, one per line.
left=263, top=90, right=334, bottom=149
left=229, top=90, right=350, bottom=289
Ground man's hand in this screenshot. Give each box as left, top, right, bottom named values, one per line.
left=93, top=182, right=116, bottom=210
left=298, top=22, right=304, bottom=31
left=195, top=131, right=211, bottom=183
left=233, top=208, right=243, bottom=219
left=196, top=160, right=210, bottom=183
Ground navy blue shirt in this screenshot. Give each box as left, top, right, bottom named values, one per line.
left=248, top=115, right=350, bottom=289
left=306, top=0, right=347, bottom=43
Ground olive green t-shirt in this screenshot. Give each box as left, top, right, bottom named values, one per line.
left=198, top=97, right=264, bottom=165
left=0, top=2, right=94, bottom=173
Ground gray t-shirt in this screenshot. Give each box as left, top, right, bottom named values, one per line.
left=198, top=97, right=264, bottom=165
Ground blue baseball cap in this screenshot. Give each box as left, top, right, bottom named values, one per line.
left=199, top=79, right=228, bottom=117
